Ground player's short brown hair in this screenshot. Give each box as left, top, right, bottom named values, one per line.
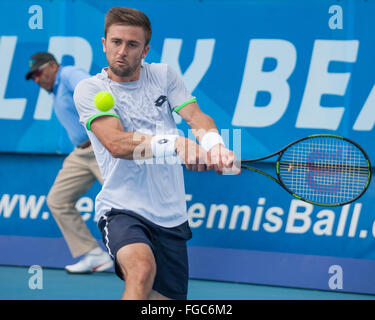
left=104, top=7, right=152, bottom=45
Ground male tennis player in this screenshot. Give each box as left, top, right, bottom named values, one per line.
left=74, top=6, right=240, bottom=300
left=25, top=52, right=113, bottom=274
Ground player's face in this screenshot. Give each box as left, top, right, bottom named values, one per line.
left=32, top=62, right=58, bottom=92
left=103, top=24, right=150, bottom=81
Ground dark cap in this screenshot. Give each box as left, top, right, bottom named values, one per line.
left=25, top=52, right=57, bottom=80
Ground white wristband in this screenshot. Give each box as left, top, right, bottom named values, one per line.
left=200, top=132, right=225, bottom=151
left=151, top=135, right=178, bottom=158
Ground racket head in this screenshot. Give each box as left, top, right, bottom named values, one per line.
left=276, top=134, right=372, bottom=207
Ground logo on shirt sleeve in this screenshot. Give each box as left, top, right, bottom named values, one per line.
left=155, top=95, right=167, bottom=107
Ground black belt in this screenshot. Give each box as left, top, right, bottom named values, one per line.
left=77, top=140, right=91, bottom=149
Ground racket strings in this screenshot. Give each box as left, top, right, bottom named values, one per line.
left=278, top=136, right=370, bottom=205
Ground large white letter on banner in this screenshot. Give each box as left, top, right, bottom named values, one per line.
left=161, top=38, right=215, bottom=124
left=232, top=39, right=296, bottom=127
left=0, top=36, right=27, bottom=119
left=33, top=36, right=93, bottom=120
left=296, top=40, right=358, bottom=130
left=353, top=84, right=375, bottom=131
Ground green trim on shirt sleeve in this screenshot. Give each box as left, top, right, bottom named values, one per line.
left=86, top=112, right=120, bottom=131
left=173, top=98, right=197, bottom=113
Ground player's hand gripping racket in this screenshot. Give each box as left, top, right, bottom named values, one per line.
left=240, top=134, right=371, bottom=206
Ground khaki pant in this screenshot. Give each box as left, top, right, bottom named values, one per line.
left=46, top=144, right=103, bottom=258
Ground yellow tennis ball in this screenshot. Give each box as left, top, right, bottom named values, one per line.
left=94, top=91, right=115, bottom=112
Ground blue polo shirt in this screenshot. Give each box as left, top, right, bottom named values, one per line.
left=52, top=66, right=90, bottom=147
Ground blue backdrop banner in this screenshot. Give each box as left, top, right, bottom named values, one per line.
left=0, top=0, right=374, bottom=158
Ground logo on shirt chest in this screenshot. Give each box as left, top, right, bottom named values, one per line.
left=154, top=95, right=167, bottom=107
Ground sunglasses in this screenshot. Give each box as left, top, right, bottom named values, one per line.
left=31, top=62, right=50, bottom=80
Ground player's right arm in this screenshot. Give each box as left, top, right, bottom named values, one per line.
left=90, top=116, right=153, bottom=159
left=73, top=79, right=151, bottom=160
left=91, top=115, right=211, bottom=172
left=74, top=79, right=211, bottom=170
left=90, top=116, right=211, bottom=172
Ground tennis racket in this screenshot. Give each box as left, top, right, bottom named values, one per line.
left=241, top=134, right=372, bottom=207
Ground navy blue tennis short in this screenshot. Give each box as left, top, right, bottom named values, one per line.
left=98, top=208, right=192, bottom=300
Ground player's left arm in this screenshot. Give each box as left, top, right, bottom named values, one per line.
left=177, top=101, right=240, bottom=175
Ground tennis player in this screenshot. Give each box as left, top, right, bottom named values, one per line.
left=74, top=6, right=240, bottom=300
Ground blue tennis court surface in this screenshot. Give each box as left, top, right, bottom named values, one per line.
left=1, top=266, right=374, bottom=300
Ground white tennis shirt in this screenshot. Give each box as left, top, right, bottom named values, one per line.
left=74, top=63, right=196, bottom=227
